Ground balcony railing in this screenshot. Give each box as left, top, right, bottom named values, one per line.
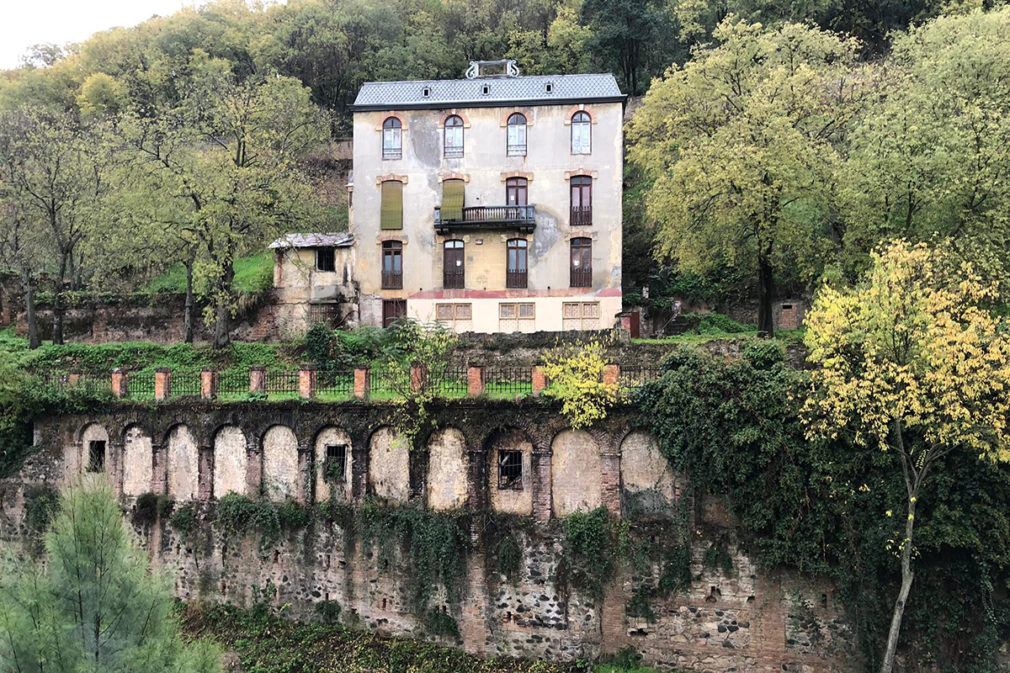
left=571, top=206, right=592, bottom=227
left=570, top=268, right=592, bottom=288
left=381, top=271, right=402, bottom=289
left=443, top=268, right=464, bottom=289
left=506, top=269, right=527, bottom=288
left=435, top=205, right=536, bottom=234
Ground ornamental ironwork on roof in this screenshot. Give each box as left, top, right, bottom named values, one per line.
left=268, top=233, right=354, bottom=249
left=350, top=72, right=624, bottom=111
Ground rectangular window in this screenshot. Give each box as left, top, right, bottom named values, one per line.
left=382, top=299, right=406, bottom=327
left=498, top=450, right=523, bottom=490
left=325, top=444, right=347, bottom=483
left=87, top=440, right=106, bottom=473
left=570, top=177, right=592, bottom=226
left=436, top=303, right=472, bottom=325
left=499, top=303, right=534, bottom=320
left=506, top=239, right=528, bottom=288
left=380, top=181, right=403, bottom=230
left=570, top=238, right=592, bottom=288
left=443, top=240, right=465, bottom=289
left=382, top=241, right=402, bottom=289
left=441, top=179, right=465, bottom=221
left=316, top=248, right=336, bottom=272
left=562, top=302, right=600, bottom=330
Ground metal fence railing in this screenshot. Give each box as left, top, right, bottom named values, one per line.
left=618, top=366, right=664, bottom=391
left=264, top=370, right=299, bottom=396
left=128, top=371, right=156, bottom=400
left=317, top=369, right=354, bottom=399
left=218, top=370, right=248, bottom=397
left=484, top=366, right=533, bottom=398
left=172, top=371, right=202, bottom=398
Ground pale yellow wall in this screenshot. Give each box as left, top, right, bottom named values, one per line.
left=426, top=428, right=469, bottom=511
left=351, top=98, right=623, bottom=330
left=263, top=426, right=299, bottom=502
left=122, top=426, right=153, bottom=496
left=487, top=430, right=533, bottom=516
left=551, top=430, right=601, bottom=517
left=409, top=295, right=622, bottom=333
left=167, top=425, right=199, bottom=502
left=314, top=426, right=352, bottom=503
left=214, top=426, right=247, bottom=497
left=368, top=426, right=409, bottom=502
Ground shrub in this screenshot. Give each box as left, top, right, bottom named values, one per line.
left=541, top=337, right=618, bottom=429
left=23, top=484, right=59, bottom=534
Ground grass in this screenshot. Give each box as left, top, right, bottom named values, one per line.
left=182, top=603, right=587, bottom=673
left=633, top=328, right=806, bottom=347
left=142, top=253, right=274, bottom=295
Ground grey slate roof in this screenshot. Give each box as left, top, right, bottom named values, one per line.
left=350, top=73, right=624, bottom=111
left=269, top=233, right=354, bottom=249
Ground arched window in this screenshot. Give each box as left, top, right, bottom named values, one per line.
left=382, top=117, right=402, bottom=160
left=444, top=115, right=464, bottom=158
left=507, top=113, right=527, bottom=156
left=506, top=239, right=528, bottom=289
left=571, top=111, right=591, bottom=154
left=443, top=240, right=465, bottom=288
left=381, top=240, right=402, bottom=289
left=570, top=237, right=592, bottom=287
left=570, top=175, right=592, bottom=226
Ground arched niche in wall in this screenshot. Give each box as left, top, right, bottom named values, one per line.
left=213, top=425, right=247, bottom=498
left=315, top=426, right=352, bottom=504
left=551, top=430, right=601, bottom=518
left=71, top=423, right=109, bottom=481
left=167, top=424, right=199, bottom=502
left=426, top=427, right=468, bottom=511
left=122, top=425, right=153, bottom=497
left=262, top=425, right=299, bottom=502
left=619, top=431, right=679, bottom=517
left=485, top=428, right=533, bottom=516
left=368, top=426, right=409, bottom=503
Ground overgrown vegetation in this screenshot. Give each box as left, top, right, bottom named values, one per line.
left=541, top=337, right=618, bottom=429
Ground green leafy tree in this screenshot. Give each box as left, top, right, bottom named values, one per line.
left=541, top=336, right=617, bottom=429
left=802, top=240, right=1010, bottom=673
left=0, top=479, right=220, bottom=672
left=628, top=18, right=861, bottom=334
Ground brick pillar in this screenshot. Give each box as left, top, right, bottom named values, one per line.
left=601, top=452, right=622, bottom=517
left=111, top=369, right=127, bottom=399
left=467, top=364, right=485, bottom=397
left=108, top=440, right=124, bottom=496
left=299, top=366, right=317, bottom=399
left=532, top=365, right=547, bottom=396
left=198, top=445, right=214, bottom=500
left=296, top=443, right=312, bottom=504
left=532, top=442, right=553, bottom=524
left=600, top=576, right=628, bottom=656
left=461, top=539, right=489, bottom=654
left=154, top=368, right=171, bottom=401
left=410, top=362, right=428, bottom=394
left=249, top=367, right=266, bottom=394
left=353, top=367, right=370, bottom=399
left=246, top=436, right=262, bottom=497
left=201, top=369, right=218, bottom=400
left=152, top=443, right=167, bottom=495
left=603, top=363, right=620, bottom=388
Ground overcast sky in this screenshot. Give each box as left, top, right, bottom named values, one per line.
left=0, top=0, right=205, bottom=70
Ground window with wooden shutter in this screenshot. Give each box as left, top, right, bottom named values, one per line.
left=380, top=181, right=403, bottom=230
left=441, top=179, right=464, bottom=221
left=571, top=111, right=591, bottom=154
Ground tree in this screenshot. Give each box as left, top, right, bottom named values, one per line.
left=126, top=54, right=327, bottom=348
left=628, top=18, right=862, bottom=334
left=840, top=8, right=1010, bottom=286
left=581, top=0, right=673, bottom=94
left=801, top=239, right=1010, bottom=673
left=0, top=479, right=220, bottom=672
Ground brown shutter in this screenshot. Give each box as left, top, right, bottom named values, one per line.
left=442, top=179, right=465, bottom=221
left=380, top=181, right=403, bottom=230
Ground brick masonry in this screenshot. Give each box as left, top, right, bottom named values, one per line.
left=6, top=401, right=857, bottom=673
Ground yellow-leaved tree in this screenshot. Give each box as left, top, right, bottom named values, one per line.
left=802, top=239, right=1010, bottom=673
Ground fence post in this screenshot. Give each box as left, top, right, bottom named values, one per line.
left=201, top=369, right=218, bottom=400
left=68, top=373, right=80, bottom=386
left=299, top=365, right=317, bottom=399
left=249, top=366, right=266, bottom=395
left=354, top=367, right=370, bottom=399
left=154, top=368, right=172, bottom=401
left=467, top=364, right=485, bottom=397
left=111, top=368, right=128, bottom=399
left=603, top=364, right=620, bottom=388
left=410, top=362, right=428, bottom=394
left=532, top=365, right=547, bottom=396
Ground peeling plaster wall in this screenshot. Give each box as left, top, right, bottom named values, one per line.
left=619, top=431, right=680, bottom=514
left=214, top=426, right=248, bottom=497
left=167, top=425, right=199, bottom=501
left=262, top=425, right=299, bottom=502
left=368, top=426, right=409, bottom=502
left=487, top=429, right=533, bottom=516
left=551, top=430, right=601, bottom=517
left=122, top=426, right=153, bottom=496
left=426, top=427, right=468, bottom=510
left=314, top=426, right=353, bottom=503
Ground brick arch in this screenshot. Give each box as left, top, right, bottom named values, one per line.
left=164, top=423, right=200, bottom=502
left=120, top=423, right=154, bottom=497
left=550, top=428, right=601, bottom=517
left=212, top=424, right=248, bottom=498
left=440, top=111, right=472, bottom=128
left=75, top=420, right=108, bottom=445
left=313, top=424, right=353, bottom=504
left=367, top=425, right=409, bottom=503
left=426, top=426, right=468, bottom=511
left=499, top=109, right=533, bottom=126
left=564, top=105, right=598, bottom=124
left=483, top=426, right=535, bottom=516
left=260, top=424, right=299, bottom=502
left=374, top=113, right=408, bottom=131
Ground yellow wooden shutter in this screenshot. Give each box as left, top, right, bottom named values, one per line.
left=380, top=181, right=403, bottom=230
left=442, top=179, right=464, bottom=221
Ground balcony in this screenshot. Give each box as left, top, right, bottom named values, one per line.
left=434, top=205, right=536, bottom=235
left=570, top=206, right=592, bottom=227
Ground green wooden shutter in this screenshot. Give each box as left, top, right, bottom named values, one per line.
left=441, top=179, right=465, bottom=221
left=380, top=181, right=403, bottom=230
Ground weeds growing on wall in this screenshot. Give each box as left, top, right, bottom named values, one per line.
left=132, top=492, right=174, bottom=528
left=170, top=503, right=200, bottom=541
left=216, top=493, right=283, bottom=547
left=23, top=484, right=59, bottom=539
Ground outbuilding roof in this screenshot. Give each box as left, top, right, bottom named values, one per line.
left=350, top=73, right=624, bottom=111
left=268, top=233, right=354, bottom=249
